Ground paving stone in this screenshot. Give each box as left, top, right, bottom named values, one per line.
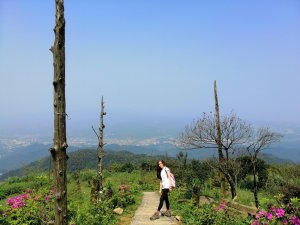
left=130, top=192, right=179, bottom=225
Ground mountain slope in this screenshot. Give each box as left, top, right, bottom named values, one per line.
left=0, top=149, right=165, bottom=180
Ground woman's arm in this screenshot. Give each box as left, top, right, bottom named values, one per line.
left=167, top=170, right=172, bottom=191
left=159, top=180, right=162, bottom=194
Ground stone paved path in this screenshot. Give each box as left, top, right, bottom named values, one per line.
left=130, top=192, right=179, bottom=225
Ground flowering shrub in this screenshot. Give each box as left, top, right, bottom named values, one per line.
left=0, top=189, right=54, bottom=225
left=250, top=197, right=300, bottom=225
left=6, top=193, right=29, bottom=209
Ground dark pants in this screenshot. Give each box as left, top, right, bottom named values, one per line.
left=158, top=188, right=169, bottom=211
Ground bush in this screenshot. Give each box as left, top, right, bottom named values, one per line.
left=120, top=163, right=136, bottom=173
left=68, top=200, right=116, bottom=225
left=281, top=184, right=300, bottom=205
left=111, top=192, right=135, bottom=208
left=177, top=202, right=249, bottom=225
left=1, top=189, right=55, bottom=225
left=0, top=182, right=30, bottom=196
left=251, top=197, right=300, bottom=225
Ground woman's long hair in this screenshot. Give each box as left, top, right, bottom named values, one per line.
left=156, top=160, right=166, bottom=180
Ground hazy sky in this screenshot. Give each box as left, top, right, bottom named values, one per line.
left=0, top=0, right=300, bottom=137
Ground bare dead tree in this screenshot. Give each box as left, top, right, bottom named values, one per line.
left=49, top=0, right=68, bottom=224
left=91, top=96, right=106, bottom=203
left=245, top=127, right=282, bottom=208
left=177, top=111, right=252, bottom=199
left=221, top=114, right=252, bottom=159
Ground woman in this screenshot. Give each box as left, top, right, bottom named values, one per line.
left=150, top=160, right=172, bottom=220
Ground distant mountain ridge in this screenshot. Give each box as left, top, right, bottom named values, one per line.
left=0, top=136, right=298, bottom=174
left=0, top=140, right=295, bottom=179
left=0, top=149, right=165, bottom=180
left=0, top=147, right=294, bottom=181
left=1, top=119, right=299, bottom=172
left=0, top=143, right=77, bottom=173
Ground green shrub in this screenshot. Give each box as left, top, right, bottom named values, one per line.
left=0, top=190, right=6, bottom=200
left=68, top=200, right=116, bottom=225
left=111, top=192, right=135, bottom=208
left=1, top=190, right=54, bottom=225
left=0, top=182, right=30, bottom=196
left=280, top=184, right=300, bottom=205
left=176, top=203, right=249, bottom=225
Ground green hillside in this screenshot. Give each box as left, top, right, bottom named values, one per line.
left=0, top=149, right=167, bottom=181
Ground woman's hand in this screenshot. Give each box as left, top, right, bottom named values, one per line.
left=159, top=190, right=162, bottom=195
left=169, top=187, right=172, bottom=192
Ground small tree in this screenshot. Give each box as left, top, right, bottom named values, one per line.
left=245, top=127, right=282, bottom=208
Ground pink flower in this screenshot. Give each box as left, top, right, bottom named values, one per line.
left=6, top=198, right=13, bottom=205
left=45, top=195, right=50, bottom=201
left=217, top=201, right=226, bottom=210
left=283, top=219, right=288, bottom=225
left=6, top=193, right=30, bottom=209
left=266, top=212, right=273, bottom=220
left=251, top=221, right=261, bottom=225
left=291, top=216, right=300, bottom=225
left=275, top=208, right=285, bottom=218
left=255, top=210, right=265, bottom=219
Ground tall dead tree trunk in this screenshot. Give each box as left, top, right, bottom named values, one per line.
left=214, top=80, right=226, bottom=197
left=214, top=80, right=223, bottom=161
left=252, top=163, right=259, bottom=208
left=98, top=96, right=106, bottom=193
left=91, top=96, right=106, bottom=203
left=49, top=0, right=68, bottom=224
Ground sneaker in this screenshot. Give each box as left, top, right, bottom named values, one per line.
left=150, top=211, right=160, bottom=220
left=164, top=210, right=171, bottom=217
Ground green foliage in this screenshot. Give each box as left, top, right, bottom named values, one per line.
left=237, top=156, right=269, bottom=189
left=251, top=196, right=300, bottom=225
left=138, top=171, right=157, bottom=191
left=280, top=184, right=300, bottom=205
left=0, top=168, right=145, bottom=225
left=172, top=199, right=249, bottom=225
left=140, top=160, right=156, bottom=171
left=111, top=192, right=136, bottom=208
left=264, top=164, right=300, bottom=197
left=195, top=204, right=250, bottom=225
left=68, top=199, right=116, bottom=225
left=1, top=190, right=54, bottom=225
left=0, top=175, right=49, bottom=199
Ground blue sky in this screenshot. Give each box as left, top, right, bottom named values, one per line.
left=0, top=0, right=300, bottom=137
